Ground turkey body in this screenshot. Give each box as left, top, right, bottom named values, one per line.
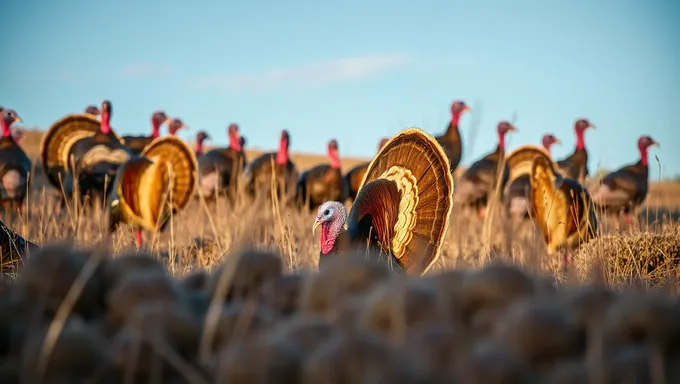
left=592, top=162, right=648, bottom=214
left=197, top=148, right=247, bottom=199
left=316, top=128, right=454, bottom=275
left=296, top=165, right=344, bottom=210
left=242, top=153, right=297, bottom=202
left=120, top=135, right=154, bottom=155
left=0, top=136, right=31, bottom=206
left=343, top=162, right=368, bottom=203
left=455, top=147, right=509, bottom=209
left=435, top=122, right=463, bottom=174
left=0, top=219, right=38, bottom=273
left=557, top=149, right=588, bottom=183
left=69, top=133, right=133, bottom=198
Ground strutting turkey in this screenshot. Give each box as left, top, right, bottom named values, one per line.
left=435, top=100, right=471, bottom=174
left=242, top=130, right=297, bottom=203
left=0, top=109, right=32, bottom=210
left=107, top=135, right=198, bottom=248
left=197, top=124, right=247, bottom=200
left=312, top=128, right=454, bottom=276
left=454, top=121, right=517, bottom=218
left=529, top=155, right=598, bottom=269
left=295, top=139, right=344, bottom=211
left=121, top=111, right=171, bottom=155
left=343, top=138, right=389, bottom=203
left=590, top=135, right=659, bottom=225
left=40, top=100, right=132, bottom=202
left=504, top=134, right=561, bottom=220
left=556, top=119, right=595, bottom=184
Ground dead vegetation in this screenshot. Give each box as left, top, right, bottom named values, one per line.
left=1, top=128, right=680, bottom=382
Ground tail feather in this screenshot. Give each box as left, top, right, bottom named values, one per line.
left=141, top=136, right=198, bottom=211
left=349, top=127, right=454, bottom=275
left=506, top=145, right=556, bottom=186
left=530, top=156, right=597, bottom=254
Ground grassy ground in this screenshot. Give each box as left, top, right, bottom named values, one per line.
left=8, top=128, right=680, bottom=286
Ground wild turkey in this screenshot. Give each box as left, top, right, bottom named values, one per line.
left=84, top=105, right=100, bottom=117
left=197, top=124, right=247, bottom=200
left=556, top=119, right=595, bottom=183
left=107, top=135, right=198, bottom=248
left=529, top=155, right=598, bottom=268
left=435, top=100, right=471, bottom=174
left=454, top=121, right=517, bottom=218
left=590, top=136, right=659, bottom=224
left=0, top=109, right=32, bottom=210
left=40, top=100, right=132, bottom=201
left=311, top=128, right=453, bottom=275
left=504, top=134, right=560, bottom=220
left=295, top=139, right=344, bottom=210
left=121, top=111, right=171, bottom=155
left=242, top=129, right=298, bottom=202
left=0, top=218, right=38, bottom=273
left=343, top=137, right=388, bottom=203
left=195, top=131, right=210, bottom=156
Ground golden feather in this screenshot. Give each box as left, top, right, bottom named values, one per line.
left=506, top=144, right=557, bottom=185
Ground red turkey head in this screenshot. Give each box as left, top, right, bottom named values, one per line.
left=228, top=124, right=242, bottom=151
left=638, top=136, right=659, bottom=150
left=450, top=100, right=471, bottom=126
left=196, top=131, right=210, bottom=143
left=277, top=130, right=290, bottom=165
left=327, top=139, right=340, bottom=168
left=497, top=121, right=517, bottom=135
left=312, top=201, right=348, bottom=255
left=542, top=134, right=561, bottom=153
left=85, top=105, right=100, bottom=116
left=575, top=119, right=595, bottom=132
left=378, top=137, right=389, bottom=151
left=168, top=118, right=187, bottom=135
left=0, top=109, right=21, bottom=138
left=151, top=111, right=171, bottom=137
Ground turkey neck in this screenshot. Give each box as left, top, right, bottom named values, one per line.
left=639, top=145, right=650, bottom=166
left=575, top=129, right=586, bottom=151
left=100, top=112, right=111, bottom=134
left=229, top=132, right=242, bottom=151
left=151, top=121, right=161, bottom=138
left=0, top=120, right=12, bottom=138
left=444, top=112, right=464, bottom=138
left=329, top=149, right=341, bottom=169
left=195, top=141, right=204, bottom=156
left=497, top=130, right=507, bottom=151
left=276, top=140, right=289, bottom=165
left=543, top=143, right=552, bottom=156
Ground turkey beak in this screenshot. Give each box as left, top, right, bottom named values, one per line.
left=651, top=141, right=660, bottom=148
left=509, top=125, right=518, bottom=133
left=312, top=218, right=321, bottom=235
left=463, top=106, right=471, bottom=113
left=164, top=117, right=172, bottom=126
left=588, top=123, right=596, bottom=130
left=554, top=138, right=562, bottom=145
left=14, top=115, right=22, bottom=123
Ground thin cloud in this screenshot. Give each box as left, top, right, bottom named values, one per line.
left=119, top=63, right=175, bottom=78
left=191, top=54, right=412, bottom=92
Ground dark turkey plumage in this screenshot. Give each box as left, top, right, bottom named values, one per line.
left=121, top=111, right=171, bottom=155
left=242, top=130, right=298, bottom=202
left=197, top=124, right=247, bottom=200
left=295, top=140, right=344, bottom=210
left=556, top=119, right=594, bottom=184
left=435, top=100, right=470, bottom=174
left=0, top=109, right=32, bottom=209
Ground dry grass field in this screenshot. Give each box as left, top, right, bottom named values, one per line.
left=2, top=128, right=680, bottom=382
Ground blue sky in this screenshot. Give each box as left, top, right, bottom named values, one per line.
left=2, top=0, right=679, bottom=179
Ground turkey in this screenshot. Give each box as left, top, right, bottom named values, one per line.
left=107, top=135, right=198, bottom=249
left=590, top=135, right=659, bottom=224
left=40, top=100, right=132, bottom=202
left=556, top=119, right=595, bottom=184
left=167, top=118, right=188, bottom=136
left=435, top=100, right=471, bottom=174
left=0, top=109, right=32, bottom=210
left=454, top=121, right=517, bottom=218
left=295, top=139, right=344, bottom=211
left=197, top=124, right=247, bottom=200
left=121, top=111, right=171, bottom=155
left=195, top=130, right=210, bottom=156
left=529, top=155, right=598, bottom=268
left=312, top=128, right=454, bottom=275
left=242, top=129, right=297, bottom=202
left=0, top=218, right=38, bottom=273
left=504, top=134, right=561, bottom=220
left=343, top=137, right=388, bottom=203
